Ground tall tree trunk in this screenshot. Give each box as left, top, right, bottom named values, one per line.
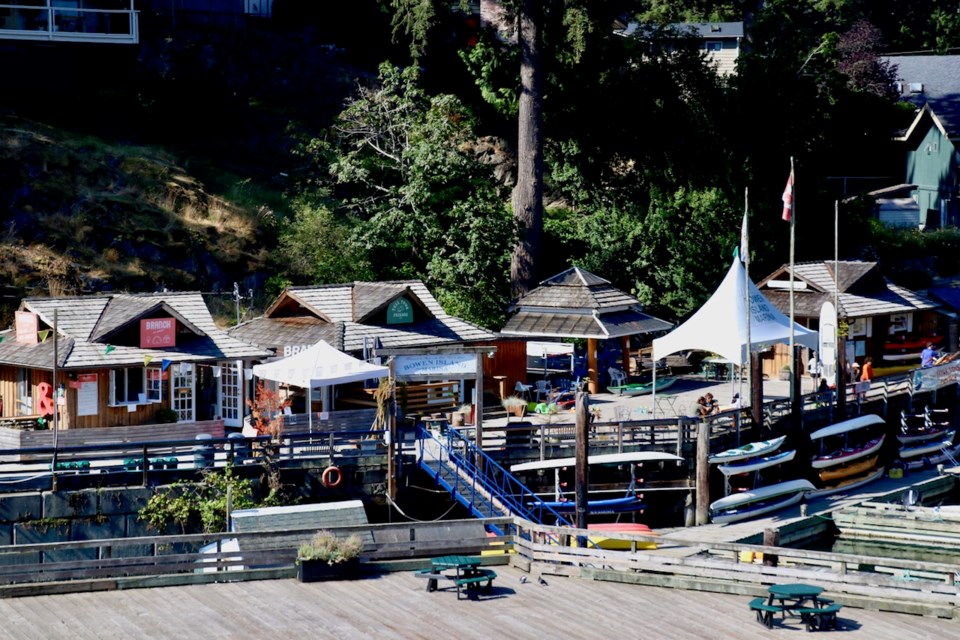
left=510, top=0, right=543, bottom=297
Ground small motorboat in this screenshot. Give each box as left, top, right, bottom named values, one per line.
left=818, top=455, right=879, bottom=483
left=607, top=376, right=677, bottom=396
left=708, top=436, right=787, bottom=465
left=709, top=479, right=816, bottom=524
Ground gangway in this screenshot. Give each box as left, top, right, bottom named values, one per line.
left=416, top=427, right=572, bottom=533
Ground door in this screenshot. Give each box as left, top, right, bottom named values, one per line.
left=172, top=363, right=195, bottom=423
left=17, top=368, right=32, bottom=415
left=218, top=360, right=242, bottom=428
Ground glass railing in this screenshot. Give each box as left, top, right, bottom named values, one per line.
left=0, top=2, right=138, bottom=43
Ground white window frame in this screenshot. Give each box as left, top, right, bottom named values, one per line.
left=109, top=367, right=146, bottom=406
left=217, top=360, right=242, bottom=427
left=146, top=367, right=165, bottom=403
left=17, top=368, right=32, bottom=416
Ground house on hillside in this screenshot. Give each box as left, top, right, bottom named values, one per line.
left=0, top=292, right=267, bottom=432
left=881, top=55, right=960, bottom=229
left=614, top=20, right=744, bottom=76
left=228, top=281, right=510, bottom=413
left=758, top=261, right=943, bottom=367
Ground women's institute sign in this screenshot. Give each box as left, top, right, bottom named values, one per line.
left=394, top=354, right=476, bottom=378
left=140, top=318, right=176, bottom=348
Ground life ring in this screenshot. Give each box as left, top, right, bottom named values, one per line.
left=321, top=465, right=343, bottom=489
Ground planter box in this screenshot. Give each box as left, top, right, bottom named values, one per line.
left=296, top=557, right=360, bottom=582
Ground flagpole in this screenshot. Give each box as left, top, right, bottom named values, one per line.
left=743, top=187, right=751, bottom=413
left=788, top=157, right=796, bottom=404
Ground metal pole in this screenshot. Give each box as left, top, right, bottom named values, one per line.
left=51, top=309, right=59, bottom=491
left=788, top=157, right=796, bottom=406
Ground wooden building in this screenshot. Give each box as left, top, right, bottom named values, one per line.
left=500, top=267, right=672, bottom=393
left=758, top=261, right=941, bottom=373
left=0, top=292, right=268, bottom=431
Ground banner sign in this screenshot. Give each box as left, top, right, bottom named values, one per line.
left=140, top=318, right=176, bottom=349
left=395, top=354, right=475, bottom=378
left=819, top=301, right=837, bottom=389
left=15, top=311, right=38, bottom=345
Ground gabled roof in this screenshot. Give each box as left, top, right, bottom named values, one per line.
left=883, top=55, right=960, bottom=139
left=232, top=280, right=495, bottom=354
left=758, top=261, right=940, bottom=319
left=0, top=292, right=268, bottom=370
left=615, top=20, right=743, bottom=39
left=501, top=267, right=672, bottom=339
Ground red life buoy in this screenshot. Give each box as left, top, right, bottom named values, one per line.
left=321, top=465, right=343, bottom=488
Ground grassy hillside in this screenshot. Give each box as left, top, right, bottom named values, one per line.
left=0, top=116, right=279, bottom=323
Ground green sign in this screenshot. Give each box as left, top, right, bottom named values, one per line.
left=387, top=298, right=414, bottom=325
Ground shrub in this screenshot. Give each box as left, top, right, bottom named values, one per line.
left=297, top=530, right=363, bottom=565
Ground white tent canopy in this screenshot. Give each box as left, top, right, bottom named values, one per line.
left=253, top=340, right=389, bottom=389
left=653, top=257, right=819, bottom=365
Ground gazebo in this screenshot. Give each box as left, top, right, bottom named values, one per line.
left=499, top=267, right=672, bottom=393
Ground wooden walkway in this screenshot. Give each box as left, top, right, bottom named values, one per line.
left=0, top=566, right=953, bottom=639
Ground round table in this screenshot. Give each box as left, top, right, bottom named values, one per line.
left=767, top=583, right=823, bottom=611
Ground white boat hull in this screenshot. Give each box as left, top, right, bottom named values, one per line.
left=806, top=467, right=886, bottom=500
left=904, top=441, right=960, bottom=470
left=709, top=479, right=816, bottom=524
left=708, top=436, right=787, bottom=464
left=899, top=431, right=955, bottom=459
left=718, top=449, right=796, bottom=476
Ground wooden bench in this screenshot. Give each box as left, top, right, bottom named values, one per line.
left=794, top=603, right=842, bottom=632
left=748, top=597, right=784, bottom=628
left=455, top=569, right=496, bottom=600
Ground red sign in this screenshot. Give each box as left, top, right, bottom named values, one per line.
left=140, top=318, right=176, bottom=349
left=78, top=374, right=97, bottom=384
left=15, top=311, right=38, bottom=345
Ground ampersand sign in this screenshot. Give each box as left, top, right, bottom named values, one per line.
left=37, top=382, right=54, bottom=416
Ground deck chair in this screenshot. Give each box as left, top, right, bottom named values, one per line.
left=514, top=380, right=532, bottom=400
left=534, top=379, right=552, bottom=402
left=608, top=367, right=626, bottom=387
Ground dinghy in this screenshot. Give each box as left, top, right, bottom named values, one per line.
left=708, top=436, right=786, bottom=464
left=718, top=449, right=796, bottom=476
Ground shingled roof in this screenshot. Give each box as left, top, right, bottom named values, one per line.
left=883, top=55, right=960, bottom=139
left=758, top=261, right=939, bottom=319
left=501, top=267, right=672, bottom=339
left=0, top=292, right=268, bottom=370
left=229, top=280, right=496, bottom=354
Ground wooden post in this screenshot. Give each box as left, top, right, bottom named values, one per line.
left=621, top=335, right=631, bottom=378
left=695, top=421, right=710, bottom=525
left=587, top=338, right=598, bottom=393
left=387, top=359, right=397, bottom=501
left=575, top=391, right=589, bottom=534
left=763, top=528, right=779, bottom=567
left=751, top=352, right=763, bottom=428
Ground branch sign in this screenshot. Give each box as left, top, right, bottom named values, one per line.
left=140, top=318, right=176, bottom=348
left=394, top=354, right=475, bottom=377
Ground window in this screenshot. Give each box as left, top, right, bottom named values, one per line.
left=146, top=367, right=165, bottom=403
left=110, top=367, right=145, bottom=405
left=705, top=41, right=722, bottom=52
left=17, top=368, right=32, bottom=416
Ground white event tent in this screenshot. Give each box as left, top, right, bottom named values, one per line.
left=252, top=340, right=389, bottom=432
left=651, top=256, right=818, bottom=415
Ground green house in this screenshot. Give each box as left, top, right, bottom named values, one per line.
left=884, top=55, right=960, bottom=229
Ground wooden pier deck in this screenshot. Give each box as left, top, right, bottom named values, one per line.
left=0, top=566, right=954, bottom=639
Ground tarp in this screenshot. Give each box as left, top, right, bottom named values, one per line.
left=653, top=256, right=819, bottom=364
left=253, top=340, right=389, bottom=388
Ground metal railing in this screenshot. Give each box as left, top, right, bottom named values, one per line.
left=0, top=1, right=138, bottom=43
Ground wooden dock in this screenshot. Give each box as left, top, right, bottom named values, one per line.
left=0, top=565, right=954, bottom=639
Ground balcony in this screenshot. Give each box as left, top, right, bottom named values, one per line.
left=0, top=1, right=138, bottom=44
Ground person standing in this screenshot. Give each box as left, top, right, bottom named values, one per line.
left=860, top=357, right=874, bottom=382
left=807, top=351, right=822, bottom=390
left=921, top=343, right=936, bottom=368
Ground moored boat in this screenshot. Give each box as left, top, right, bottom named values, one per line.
left=819, top=455, right=879, bottom=483
left=883, top=334, right=944, bottom=362
left=607, top=376, right=677, bottom=396
left=709, top=479, right=816, bottom=524
left=898, top=424, right=951, bottom=444
left=806, top=466, right=886, bottom=499
left=899, top=431, right=956, bottom=459
left=811, top=435, right=885, bottom=469
left=809, top=415, right=886, bottom=469
left=718, top=449, right=796, bottom=476
left=708, top=436, right=787, bottom=465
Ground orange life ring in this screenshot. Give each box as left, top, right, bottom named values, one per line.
left=321, top=465, right=343, bottom=489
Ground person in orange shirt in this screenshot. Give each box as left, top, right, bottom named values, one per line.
left=860, top=357, right=874, bottom=381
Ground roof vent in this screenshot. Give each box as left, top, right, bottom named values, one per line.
left=909, top=82, right=924, bottom=93
left=710, top=24, right=721, bottom=32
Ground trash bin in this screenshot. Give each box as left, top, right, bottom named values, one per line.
left=228, top=431, right=249, bottom=463
left=193, top=433, right=215, bottom=469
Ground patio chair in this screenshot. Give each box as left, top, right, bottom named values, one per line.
left=608, top=367, right=627, bottom=387
left=534, top=380, right=552, bottom=402
left=514, top=380, right=532, bottom=400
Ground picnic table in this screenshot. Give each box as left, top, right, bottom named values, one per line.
left=415, top=555, right=497, bottom=599
left=750, top=583, right=842, bottom=631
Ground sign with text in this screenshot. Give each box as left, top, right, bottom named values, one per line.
left=395, top=353, right=476, bottom=378
left=140, top=318, right=176, bottom=349
left=15, top=311, right=38, bottom=345
left=386, top=298, right=414, bottom=325
left=77, top=373, right=98, bottom=417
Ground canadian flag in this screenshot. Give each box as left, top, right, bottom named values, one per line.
left=781, top=170, right=794, bottom=222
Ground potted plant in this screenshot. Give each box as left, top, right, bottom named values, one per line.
left=501, top=396, right=527, bottom=419
left=778, top=365, right=791, bottom=381
left=296, top=530, right=364, bottom=582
